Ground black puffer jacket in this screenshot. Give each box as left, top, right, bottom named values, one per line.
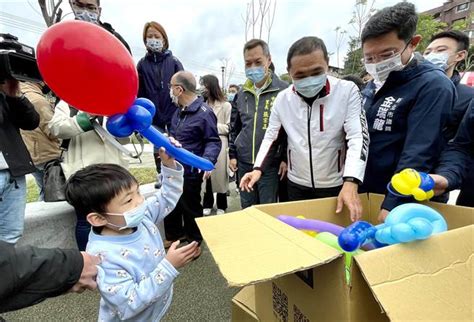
left=0, top=241, right=83, bottom=313
left=0, top=93, right=39, bottom=177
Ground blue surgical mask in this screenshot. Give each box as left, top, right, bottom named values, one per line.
left=293, top=74, right=327, bottom=98
left=146, top=38, right=164, bottom=53
left=246, top=66, right=266, bottom=84
left=227, top=93, right=236, bottom=102
left=424, top=52, right=450, bottom=70
left=74, top=9, right=99, bottom=24
left=106, top=202, right=147, bottom=230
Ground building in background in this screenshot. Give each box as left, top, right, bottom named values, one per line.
left=422, top=0, right=474, bottom=41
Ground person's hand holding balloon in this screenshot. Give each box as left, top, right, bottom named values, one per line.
left=159, top=136, right=182, bottom=170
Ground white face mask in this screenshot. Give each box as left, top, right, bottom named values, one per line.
left=146, top=38, right=164, bottom=52
left=74, top=9, right=99, bottom=24
left=170, top=88, right=179, bottom=105
left=105, top=202, right=147, bottom=230
left=365, top=53, right=404, bottom=85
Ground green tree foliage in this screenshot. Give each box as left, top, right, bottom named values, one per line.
left=416, top=14, right=448, bottom=53
left=279, top=73, right=292, bottom=84
left=343, top=37, right=365, bottom=76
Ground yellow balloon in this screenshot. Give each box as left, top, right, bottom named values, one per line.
left=391, top=168, right=433, bottom=200
left=296, top=216, right=317, bottom=237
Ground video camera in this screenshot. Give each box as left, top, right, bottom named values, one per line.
left=0, top=33, right=42, bottom=83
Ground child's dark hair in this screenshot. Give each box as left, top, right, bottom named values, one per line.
left=65, top=164, right=138, bottom=218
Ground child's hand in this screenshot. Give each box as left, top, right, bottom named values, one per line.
left=158, top=136, right=181, bottom=169
left=165, top=241, right=199, bottom=268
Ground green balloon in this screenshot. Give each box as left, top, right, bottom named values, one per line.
left=315, top=232, right=364, bottom=284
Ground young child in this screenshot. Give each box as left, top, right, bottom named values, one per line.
left=65, top=146, right=199, bottom=321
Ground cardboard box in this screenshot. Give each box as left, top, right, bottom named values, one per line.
left=232, top=286, right=259, bottom=322
left=197, top=194, right=474, bottom=322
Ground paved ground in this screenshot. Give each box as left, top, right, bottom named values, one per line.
left=5, top=146, right=243, bottom=322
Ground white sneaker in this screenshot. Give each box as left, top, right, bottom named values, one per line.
left=203, top=208, right=212, bottom=216
left=216, top=209, right=225, bottom=215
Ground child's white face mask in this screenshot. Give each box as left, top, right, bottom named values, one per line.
left=105, top=202, right=147, bottom=230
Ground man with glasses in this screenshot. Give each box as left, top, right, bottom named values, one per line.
left=164, top=71, right=221, bottom=258
left=69, top=0, right=131, bottom=53
left=359, top=2, right=456, bottom=221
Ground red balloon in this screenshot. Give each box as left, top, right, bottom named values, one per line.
left=37, top=20, right=137, bottom=116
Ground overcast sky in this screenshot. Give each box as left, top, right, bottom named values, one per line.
left=1, top=0, right=445, bottom=85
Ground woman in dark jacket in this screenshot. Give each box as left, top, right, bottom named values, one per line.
left=137, top=21, right=184, bottom=186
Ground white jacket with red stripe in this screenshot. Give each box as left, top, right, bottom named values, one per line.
left=254, top=75, right=369, bottom=189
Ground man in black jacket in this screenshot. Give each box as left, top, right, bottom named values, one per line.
left=0, top=79, right=39, bottom=244
left=69, top=0, right=131, bottom=53
left=359, top=2, right=455, bottom=221
left=229, top=39, right=288, bottom=208
left=0, top=241, right=99, bottom=313
left=424, top=30, right=474, bottom=207
left=432, top=101, right=474, bottom=197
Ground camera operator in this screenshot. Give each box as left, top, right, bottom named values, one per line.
left=0, top=78, right=39, bottom=244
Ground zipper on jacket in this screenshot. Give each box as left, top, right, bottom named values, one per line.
left=176, top=113, right=187, bottom=132
left=252, top=95, right=260, bottom=163
left=153, top=53, right=164, bottom=90
left=289, top=149, right=293, bottom=171
left=337, top=149, right=341, bottom=173
left=319, top=104, right=324, bottom=131
left=307, top=105, right=316, bottom=189
left=245, top=87, right=279, bottom=164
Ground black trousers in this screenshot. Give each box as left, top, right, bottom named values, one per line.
left=278, top=176, right=289, bottom=202
left=164, top=176, right=203, bottom=242
left=287, top=180, right=342, bottom=201
left=203, top=179, right=228, bottom=210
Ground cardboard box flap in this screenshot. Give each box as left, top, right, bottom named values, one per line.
left=197, top=208, right=341, bottom=287
left=355, top=225, right=473, bottom=321
left=233, top=286, right=257, bottom=314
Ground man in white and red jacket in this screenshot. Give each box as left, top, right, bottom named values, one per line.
left=240, top=37, right=369, bottom=221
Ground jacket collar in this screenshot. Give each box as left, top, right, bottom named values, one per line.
left=20, top=82, right=42, bottom=95
left=180, top=96, right=204, bottom=114
left=242, top=72, right=284, bottom=95
left=451, top=70, right=462, bottom=86
left=146, top=50, right=172, bottom=61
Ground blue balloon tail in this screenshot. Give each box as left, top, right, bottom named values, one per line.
left=140, top=126, right=214, bottom=171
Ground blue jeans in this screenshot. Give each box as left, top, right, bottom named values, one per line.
left=31, top=162, right=46, bottom=201
left=76, top=216, right=91, bottom=251
left=0, top=170, right=27, bottom=244
left=238, top=161, right=279, bottom=209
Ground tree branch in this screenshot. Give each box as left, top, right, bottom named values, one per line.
left=52, top=0, right=63, bottom=18
left=38, top=0, right=52, bottom=26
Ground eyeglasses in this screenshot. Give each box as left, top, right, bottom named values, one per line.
left=362, top=42, right=411, bottom=64
left=168, top=83, right=182, bottom=89
left=72, top=1, right=99, bottom=11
